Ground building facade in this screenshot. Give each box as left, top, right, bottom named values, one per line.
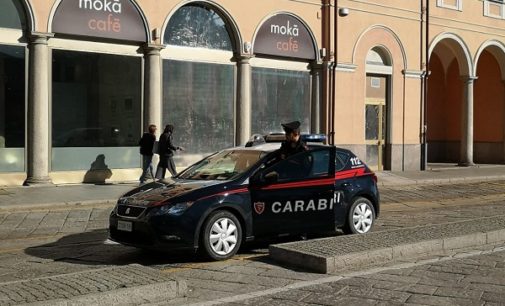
left=1, top=0, right=504, bottom=186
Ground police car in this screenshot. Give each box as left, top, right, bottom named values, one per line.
left=109, top=134, right=380, bottom=260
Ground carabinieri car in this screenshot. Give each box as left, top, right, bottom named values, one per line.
left=109, top=135, right=380, bottom=260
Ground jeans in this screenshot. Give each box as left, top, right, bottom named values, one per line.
left=155, top=155, right=178, bottom=179
left=139, top=155, right=154, bottom=183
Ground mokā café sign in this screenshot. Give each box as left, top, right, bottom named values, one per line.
left=254, top=14, right=316, bottom=60
left=52, top=0, right=147, bottom=42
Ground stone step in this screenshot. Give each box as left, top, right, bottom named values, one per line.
left=269, top=215, right=505, bottom=274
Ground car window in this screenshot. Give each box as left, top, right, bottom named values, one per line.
left=265, top=149, right=330, bottom=182
left=177, top=150, right=264, bottom=180
left=336, top=151, right=349, bottom=170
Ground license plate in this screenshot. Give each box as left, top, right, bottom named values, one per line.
left=117, top=220, right=132, bottom=232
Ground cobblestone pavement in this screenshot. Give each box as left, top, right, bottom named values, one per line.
left=193, top=244, right=505, bottom=306
left=0, top=180, right=504, bottom=305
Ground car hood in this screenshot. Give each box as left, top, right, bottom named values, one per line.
left=119, top=179, right=222, bottom=206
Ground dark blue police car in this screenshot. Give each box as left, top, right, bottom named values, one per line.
left=109, top=135, right=380, bottom=260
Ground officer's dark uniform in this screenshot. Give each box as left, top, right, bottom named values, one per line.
left=277, top=121, right=308, bottom=160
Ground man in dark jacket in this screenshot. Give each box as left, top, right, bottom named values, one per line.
left=156, top=124, right=183, bottom=179
left=139, top=124, right=157, bottom=184
left=277, top=120, right=308, bottom=160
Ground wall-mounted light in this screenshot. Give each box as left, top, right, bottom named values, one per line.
left=338, top=7, right=349, bottom=17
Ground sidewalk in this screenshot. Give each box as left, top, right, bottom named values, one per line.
left=1, top=164, right=505, bottom=211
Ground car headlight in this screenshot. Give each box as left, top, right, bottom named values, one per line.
left=152, top=202, right=194, bottom=216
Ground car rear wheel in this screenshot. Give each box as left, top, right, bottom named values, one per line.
left=343, top=197, right=375, bottom=234
left=201, top=210, right=242, bottom=260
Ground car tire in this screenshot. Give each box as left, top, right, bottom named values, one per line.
left=201, top=210, right=242, bottom=261
left=343, top=197, right=375, bottom=234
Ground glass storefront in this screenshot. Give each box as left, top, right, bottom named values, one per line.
left=251, top=67, right=311, bottom=134
left=163, top=3, right=235, bottom=160
left=162, top=60, right=234, bottom=155
left=0, top=45, right=25, bottom=172
left=51, top=50, right=142, bottom=171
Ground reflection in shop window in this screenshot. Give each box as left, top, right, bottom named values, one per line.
left=164, top=4, right=233, bottom=50
left=163, top=60, right=234, bottom=156
left=0, top=45, right=25, bottom=172
left=251, top=68, right=311, bottom=135
left=52, top=50, right=141, bottom=170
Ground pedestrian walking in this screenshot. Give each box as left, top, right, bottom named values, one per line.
left=156, top=124, right=183, bottom=179
left=138, top=124, right=157, bottom=184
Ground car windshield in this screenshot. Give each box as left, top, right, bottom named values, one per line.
left=177, top=150, right=265, bottom=180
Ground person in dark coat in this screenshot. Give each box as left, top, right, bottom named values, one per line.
left=277, top=120, right=308, bottom=160
left=138, top=124, right=157, bottom=184
left=156, top=124, right=183, bottom=179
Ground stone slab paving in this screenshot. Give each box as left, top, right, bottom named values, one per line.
left=270, top=215, right=505, bottom=273
left=0, top=264, right=186, bottom=305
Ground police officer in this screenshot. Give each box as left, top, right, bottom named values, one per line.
left=277, top=120, right=308, bottom=160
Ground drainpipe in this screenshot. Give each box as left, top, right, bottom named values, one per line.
left=329, top=0, right=338, bottom=145
left=322, top=0, right=331, bottom=142
left=420, top=0, right=429, bottom=171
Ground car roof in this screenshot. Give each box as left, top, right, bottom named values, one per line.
left=222, top=142, right=333, bottom=153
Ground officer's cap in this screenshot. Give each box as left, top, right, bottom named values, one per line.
left=281, top=121, right=301, bottom=133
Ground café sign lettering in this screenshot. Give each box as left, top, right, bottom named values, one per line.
left=254, top=14, right=316, bottom=60
left=52, top=0, right=147, bottom=42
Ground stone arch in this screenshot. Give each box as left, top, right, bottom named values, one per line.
left=162, top=0, right=242, bottom=53
left=353, top=25, right=407, bottom=70
left=429, top=32, right=473, bottom=77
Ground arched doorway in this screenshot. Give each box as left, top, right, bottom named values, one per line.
left=365, top=47, right=392, bottom=171
left=427, top=36, right=472, bottom=164
left=162, top=2, right=238, bottom=166
left=474, top=46, right=505, bottom=163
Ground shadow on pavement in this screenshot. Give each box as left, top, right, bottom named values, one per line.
left=24, top=229, right=202, bottom=266
left=24, top=229, right=342, bottom=267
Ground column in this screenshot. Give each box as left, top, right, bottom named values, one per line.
left=459, top=75, right=477, bottom=166
left=310, top=61, right=323, bottom=134
left=143, top=44, right=164, bottom=172
left=143, top=44, right=164, bottom=131
left=24, top=33, right=53, bottom=186
left=236, top=55, right=252, bottom=146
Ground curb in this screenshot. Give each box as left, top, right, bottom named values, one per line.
left=376, top=175, right=505, bottom=187
left=0, top=199, right=117, bottom=212
left=269, top=216, right=505, bottom=274
left=25, top=281, right=187, bottom=306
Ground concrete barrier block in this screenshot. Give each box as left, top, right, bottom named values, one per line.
left=443, top=233, right=487, bottom=250
left=486, top=229, right=505, bottom=244
left=392, top=240, right=443, bottom=258
left=269, top=246, right=329, bottom=273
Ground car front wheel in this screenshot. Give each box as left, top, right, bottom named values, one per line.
left=201, top=210, right=242, bottom=260
left=343, top=197, right=375, bottom=234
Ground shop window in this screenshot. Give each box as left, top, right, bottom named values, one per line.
left=437, top=0, right=463, bottom=11
left=52, top=50, right=141, bottom=171
left=484, top=0, right=505, bottom=19
left=164, top=4, right=233, bottom=50
left=0, top=45, right=25, bottom=172
left=251, top=67, right=310, bottom=135
left=162, top=60, right=234, bottom=156
left=0, top=0, right=25, bottom=29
